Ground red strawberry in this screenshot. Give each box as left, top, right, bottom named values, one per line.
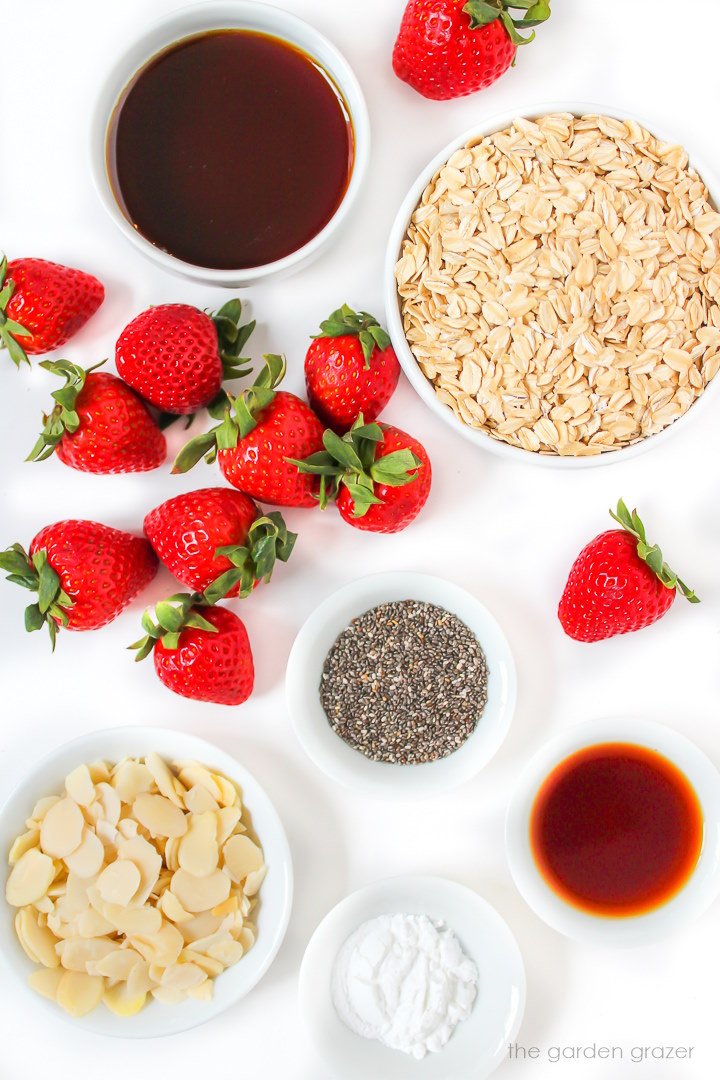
left=304, top=304, right=400, bottom=432
left=27, top=359, right=166, bottom=474
left=0, top=255, right=104, bottom=366
left=292, top=415, right=432, bottom=533
left=115, top=299, right=255, bottom=415
left=131, top=595, right=254, bottom=705
left=558, top=500, right=698, bottom=643
left=392, top=0, right=551, bottom=100
left=0, top=520, right=158, bottom=648
left=143, top=488, right=296, bottom=597
left=173, top=354, right=325, bottom=507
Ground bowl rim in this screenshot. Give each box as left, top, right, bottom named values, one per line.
left=504, top=717, right=720, bottom=946
left=298, top=873, right=526, bottom=1080
left=89, top=0, right=370, bottom=285
left=0, top=725, right=294, bottom=1038
left=384, top=98, right=720, bottom=468
left=285, top=571, right=517, bottom=801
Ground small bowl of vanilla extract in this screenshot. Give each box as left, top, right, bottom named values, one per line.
left=506, top=718, right=720, bottom=946
left=90, top=2, right=370, bottom=286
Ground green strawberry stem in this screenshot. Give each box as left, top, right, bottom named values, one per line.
left=26, top=358, right=107, bottom=462
left=464, top=0, right=551, bottom=49
left=288, top=414, right=422, bottom=518
left=212, top=511, right=297, bottom=598
left=129, top=587, right=225, bottom=662
left=0, top=543, right=72, bottom=650
left=0, top=255, right=33, bottom=368
left=610, top=499, right=699, bottom=603
left=314, top=304, right=391, bottom=369
left=210, top=298, right=256, bottom=381
left=172, top=353, right=286, bottom=473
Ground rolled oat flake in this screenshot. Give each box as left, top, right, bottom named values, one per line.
left=320, top=599, right=488, bottom=764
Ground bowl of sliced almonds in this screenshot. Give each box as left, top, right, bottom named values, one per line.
left=0, top=727, right=293, bottom=1037
left=385, top=102, right=720, bottom=466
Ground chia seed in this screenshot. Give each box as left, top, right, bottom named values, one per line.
left=319, top=599, right=488, bottom=765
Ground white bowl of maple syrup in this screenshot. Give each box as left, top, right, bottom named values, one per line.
left=505, top=718, right=720, bottom=946
left=90, top=1, right=370, bottom=286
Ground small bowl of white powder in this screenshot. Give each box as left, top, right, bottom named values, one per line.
left=299, top=874, right=526, bottom=1080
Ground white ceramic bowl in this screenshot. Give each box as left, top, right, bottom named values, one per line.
left=285, top=572, right=516, bottom=800
left=0, top=726, right=293, bottom=1037
left=505, top=718, right=720, bottom=946
left=90, top=1, right=370, bottom=286
left=299, top=875, right=525, bottom=1080
left=384, top=100, right=720, bottom=468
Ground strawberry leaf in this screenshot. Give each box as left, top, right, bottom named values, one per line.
left=314, top=305, right=391, bottom=368
left=609, top=499, right=699, bottom=603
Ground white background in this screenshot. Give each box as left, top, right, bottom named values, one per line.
left=1, top=1, right=719, bottom=1077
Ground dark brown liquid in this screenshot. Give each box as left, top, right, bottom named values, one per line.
left=107, top=30, right=354, bottom=269
left=529, top=742, right=703, bottom=917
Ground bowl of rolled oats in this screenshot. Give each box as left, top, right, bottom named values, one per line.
left=385, top=104, right=720, bottom=464
left=0, top=727, right=293, bottom=1037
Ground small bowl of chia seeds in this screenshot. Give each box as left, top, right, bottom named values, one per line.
left=285, top=572, right=516, bottom=799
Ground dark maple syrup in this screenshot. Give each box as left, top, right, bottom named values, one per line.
left=529, top=742, right=703, bottom=917
left=107, top=30, right=354, bottom=269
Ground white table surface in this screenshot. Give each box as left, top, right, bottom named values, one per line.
left=2, top=1, right=719, bottom=1077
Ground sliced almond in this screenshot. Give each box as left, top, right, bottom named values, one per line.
left=57, top=936, right=117, bottom=972
left=176, top=764, right=222, bottom=802
left=96, top=860, right=141, bottom=907
left=103, top=983, right=147, bottom=1017
left=27, top=795, right=60, bottom=827
left=9, top=827, right=40, bottom=864
left=92, top=783, right=122, bottom=828
left=28, top=966, right=64, bottom=1001
left=244, top=865, right=267, bottom=897
left=211, top=895, right=238, bottom=918
left=160, top=890, right=192, bottom=923
left=87, top=761, right=111, bottom=784
left=6, top=849, right=55, bottom=906
left=177, top=911, right=224, bottom=944
left=170, top=868, right=230, bottom=913
left=216, top=807, right=241, bottom=845
left=64, top=827, right=104, bottom=878
left=75, top=908, right=115, bottom=938
left=208, top=939, right=245, bottom=966
left=179, top=948, right=225, bottom=978
left=132, top=793, right=188, bottom=839
left=222, top=834, right=263, bottom=883
left=117, top=835, right=162, bottom=905
left=111, top=761, right=154, bottom=804
left=188, top=979, right=213, bottom=1001
left=102, top=902, right=162, bottom=937
left=40, top=798, right=84, bottom=859
left=16, top=907, right=60, bottom=968
left=127, top=959, right=156, bottom=998
left=56, top=971, right=105, bottom=1017
left=89, top=948, right=144, bottom=981
left=145, top=753, right=184, bottom=807
left=178, top=813, right=218, bottom=877
left=210, top=774, right=239, bottom=808
left=151, top=985, right=188, bottom=1005
left=160, top=962, right=206, bottom=991
left=65, top=764, right=96, bottom=807
left=183, top=784, right=219, bottom=814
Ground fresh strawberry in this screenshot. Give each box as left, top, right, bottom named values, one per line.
left=558, top=500, right=699, bottom=643
left=0, top=521, right=158, bottom=648
left=143, top=488, right=296, bottom=598
left=173, top=354, right=325, bottom=507
left=392, top=0, right=551, bottom=100
left=304, top=304, right=400, bottom=432
left=26, top=359, right=166, bottom=474
left=115, top=298, right=255, bottom=415
left=292, top=415, right=431, bottom=533
left=131, top=592, right=254, bottom=705
left=0, top=255, right=104, bottom=367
